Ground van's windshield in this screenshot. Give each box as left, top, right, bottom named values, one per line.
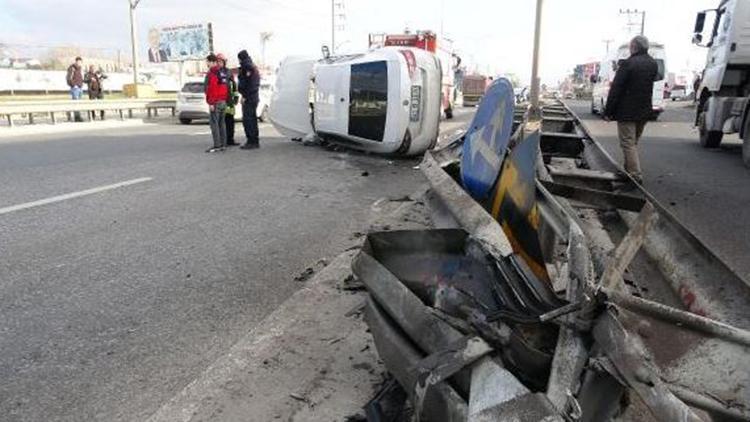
left=348, top=61, right=388, bottom=142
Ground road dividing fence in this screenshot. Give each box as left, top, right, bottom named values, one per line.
left=0, top=99, right=177, bottom=127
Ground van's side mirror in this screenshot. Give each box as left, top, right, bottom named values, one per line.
left=694, top=12, right=706, bottom=34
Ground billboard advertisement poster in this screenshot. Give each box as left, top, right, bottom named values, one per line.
left=148, top=23, right=213, bottom=63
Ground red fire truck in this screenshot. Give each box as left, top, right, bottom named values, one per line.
left=369, top=30, right=460, bottom=119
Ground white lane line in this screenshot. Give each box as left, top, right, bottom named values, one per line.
left=0, top=177, right=153, bottom=216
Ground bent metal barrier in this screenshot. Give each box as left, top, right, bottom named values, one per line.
left=0, top=99, right=177, bottom=127
left=356, top=77, right=750, bottom=422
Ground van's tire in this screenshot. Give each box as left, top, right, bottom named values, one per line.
left=698, top=103, right=723, bottom=148
left=259, top=106, right=269, bottom=122
left=445, top=107, right=454, bottom=119
left=179, top=118, right=192, bottom=125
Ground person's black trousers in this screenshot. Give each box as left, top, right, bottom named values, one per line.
left=241, top=100, right=259, bottom=146
left=225, top=113, right=236, bottom=144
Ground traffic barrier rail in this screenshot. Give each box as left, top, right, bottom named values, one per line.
left=0, top=99, right=177, bottom=127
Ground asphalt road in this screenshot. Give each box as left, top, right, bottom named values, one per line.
left=566, top=100, right=750, bottom=279
left=0, top=111, right=472, bottom=421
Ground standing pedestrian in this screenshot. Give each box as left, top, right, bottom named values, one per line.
left=204, top=53, right=230, bottom=153
left=237, top=50, right=260, bottom=149
left=693, top=74, right=702, bottom=104
left=84, top=65, right=107, bottom=120
left=218, top=54, right=239, bottom=146
left=604, top=35, right=659, bottom=184
left=66, top=57, right=84, bottom=122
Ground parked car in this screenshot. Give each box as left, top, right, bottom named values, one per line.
left=591, top=41, right=667, bottom=120
left=670, top=84, right=687, bottom=101
left=269, top=47, right=442, bottom=156
left=176, top=80, right=272, bottom=124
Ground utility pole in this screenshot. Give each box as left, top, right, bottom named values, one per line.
left=128, top=0, right=142, bottom=89
left=619, top=9, right=646, bottom=36
left=603, top=39, right=614, bottom=53
left=331, top=0, right=345, bottom=55
left=260, top=32, right=273, bottom=67
left=529, top=0, right=544, bottom=115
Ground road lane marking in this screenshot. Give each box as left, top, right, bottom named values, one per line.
left=0, top=177, right=153, bottom=216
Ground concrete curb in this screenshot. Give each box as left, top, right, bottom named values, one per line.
left=146, top=249, right=381, bottom=422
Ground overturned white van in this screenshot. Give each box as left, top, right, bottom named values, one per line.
left=269, top=47, right=442, bottom=156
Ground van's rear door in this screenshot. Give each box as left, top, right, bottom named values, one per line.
left=314, top=63, right=350, bottom=136
left=348, top=61, right=389, bottom=142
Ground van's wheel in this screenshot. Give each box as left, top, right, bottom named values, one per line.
left=179, top=118, right=191, bottom=125
left=698, top=102, right=723, bottom=148
left=445, top=107, right=454, bottom=119
left=259, top=106, right=269, bottom=122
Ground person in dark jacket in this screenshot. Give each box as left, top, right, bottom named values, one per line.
left=604, top=35, right=659, bottom=183
left=84, top=65, right=107, bottom=120
left=237, top=50, right=261, bottom=149
left=66, top=57, right=84, bottom=122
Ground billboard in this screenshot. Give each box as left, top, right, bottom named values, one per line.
left=148, top=23, right=213, bottom=63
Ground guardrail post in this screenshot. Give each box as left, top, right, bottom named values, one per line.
left=147, top=108, right=152, bottom=119
left=154, top=108, right=159, bottom=117
left=7, top=115, right=13, bottom=128
left=171, top=107, right=176, bottom=117
left=50, top=112, right=57, bottom=125
left=128, top=110, right=133, bottom=119
left=28, top=113, right=34, bottom=125
left=119, top=110, right=124, bottom=120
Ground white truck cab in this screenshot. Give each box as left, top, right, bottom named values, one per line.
left=269, top=47, right=442, bottom=156
left=591, top=42, right=667, bottom=119
left=693, top=0, right=750, bottom=166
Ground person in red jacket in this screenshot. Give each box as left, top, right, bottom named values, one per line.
left=204, top=53, right=230, bottom=152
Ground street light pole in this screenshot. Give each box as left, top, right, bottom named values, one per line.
left=128, top=0, right=142, bottom=88
left=529, top=0, right=544, bottom=115
left=331, top=0, right=335, bottom=55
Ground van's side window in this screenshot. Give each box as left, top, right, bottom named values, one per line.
left=349, top=61, right=388, bottom=142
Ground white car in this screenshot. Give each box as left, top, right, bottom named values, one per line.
left=176, top=80, right=272, bottom=124
left=269, top=47, right=442, bottom=155
left=591, top=41, right=667, bottom=120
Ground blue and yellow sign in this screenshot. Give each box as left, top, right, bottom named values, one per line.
left=460, top=78, right=515, bottom=200
left=490, top=130, right=550, bottom=283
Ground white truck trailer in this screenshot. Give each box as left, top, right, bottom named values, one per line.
left=693, top=0, right=750, bottom=166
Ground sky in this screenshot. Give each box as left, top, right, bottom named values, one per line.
left=0, top=0, right=718, bottom=84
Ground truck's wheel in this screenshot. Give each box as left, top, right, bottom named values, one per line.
left=698, top=110, right=723, bottom=148
left=179, top=118, right=191, bottom=125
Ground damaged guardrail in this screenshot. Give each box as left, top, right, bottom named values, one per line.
left=355, top=77, right=750, bottom=421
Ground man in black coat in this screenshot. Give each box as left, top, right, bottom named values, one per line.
left=237, top=50, right=261, bottom=149
left=604, top=35, right=659, bottom=183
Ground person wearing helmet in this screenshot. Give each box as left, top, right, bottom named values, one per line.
left=204, top=53, right=230, bottom=152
